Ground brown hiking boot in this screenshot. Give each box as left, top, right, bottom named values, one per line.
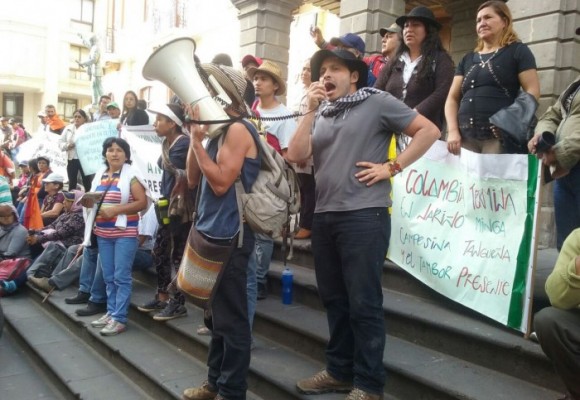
left=182, top=381, right=218, bottom=400
left=345, top=388, right=384, bottom=400
left=296, top=370, right=352, bottom=394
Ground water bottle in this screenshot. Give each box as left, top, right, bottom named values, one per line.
left=282, top=268, right=293, bottom=305
left=156, top=197, right=170, bottom=225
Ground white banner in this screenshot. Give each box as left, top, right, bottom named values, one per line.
left=389, top=141, right=538, bottom=332
left=16, top=131, right=68, bottom=180
left=75, top=119, right=119, bottom=175
left=121, top=125, right=163, bottom=200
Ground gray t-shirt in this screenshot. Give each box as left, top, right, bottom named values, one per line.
left=312, top=92, right=417, bottom=212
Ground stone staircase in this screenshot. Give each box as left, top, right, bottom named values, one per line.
left=0, top=238, right=566, bottom=400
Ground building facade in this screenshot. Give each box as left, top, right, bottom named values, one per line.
left=1, top=0, right=578, bottom=246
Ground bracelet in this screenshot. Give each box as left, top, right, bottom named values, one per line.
left=386, top=159, right=403, bottom=176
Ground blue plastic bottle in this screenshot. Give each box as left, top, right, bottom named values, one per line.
left=282, top=268, right=293, bottom=305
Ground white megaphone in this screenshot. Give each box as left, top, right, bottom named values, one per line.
left=142, top=37, right=229, bottom=137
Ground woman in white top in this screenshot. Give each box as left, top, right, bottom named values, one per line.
left=60, top=109, right=91, bottom=191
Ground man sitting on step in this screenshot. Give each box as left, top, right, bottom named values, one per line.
left=534, top=228, right=580, bottom=400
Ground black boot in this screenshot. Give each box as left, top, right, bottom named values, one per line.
left=75, top=301, right=107, bottom=316
left=65, top=291, right=90, bottom=305
left=257, top=282, right=267, bottom=300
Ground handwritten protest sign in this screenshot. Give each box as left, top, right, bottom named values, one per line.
left=121, top=125, right=163, bottom=200
left=75, top=119, right=119, bottom=175
left=389, top=141, right=539, bottom=333
left=16, top=132, right=68, bottom=180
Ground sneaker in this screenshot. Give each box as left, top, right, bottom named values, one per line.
left=75, top=301, right=107, bottom=316
left=0, top=280, right=17, bottom=295
left=296, top=370, right=352, bottom=394
left=153, top=299, right=187, bottom=321
left=196, top=326, right=211, bottom=335
left=182, top=381, right=218, bottom=400
left=345, top=388, right=383, bottom=400
left=90, top=313, right=112, bottom=328
left=65, top=291, right=90, bottom=304
left=295, top=228, right=312, bottom=239
left=28, top=276, right=53, bottom=292
left=100, top=320, right=126, bottom=336
left=137, top=297, right=167, bottom=313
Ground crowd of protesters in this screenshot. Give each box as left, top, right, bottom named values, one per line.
left=1, top=1, right=579, bottom=399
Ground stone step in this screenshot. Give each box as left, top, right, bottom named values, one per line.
left=5, top=286, right=268, bottom=400
left=1, top=294, right=154, bottom=400
left=0, top=328, right=64, bottom=400
left=253, top=295, right=564, bottom=400
left=266, top=260, right=563, bottom=393
left=128, top=281, right=399, bottom=400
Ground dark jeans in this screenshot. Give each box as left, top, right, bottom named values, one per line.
left=297, top=172, right=315, bottom=230
left=67, top=159, right=92, bottom=192
left=554, top=164, right=580, bottom=250
left=152, top=222, right=191, bottom=304
left=312, top=207, right=390, bottom=394
left=206, top=225, right=255, bottom=400
left=534, top=307, right=580, bottom=399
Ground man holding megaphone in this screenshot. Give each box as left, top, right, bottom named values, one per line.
left=182, top=64, right=260, bottom=400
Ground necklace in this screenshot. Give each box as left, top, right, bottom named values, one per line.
left=478, top=48, right=498, bottom=68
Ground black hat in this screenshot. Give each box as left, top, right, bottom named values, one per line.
left=310, top=49, right=368, bottom=90
left=396, top=6, right=441, bottom=30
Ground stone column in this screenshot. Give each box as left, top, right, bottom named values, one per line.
left=445, top=1, right=480, bottom=64
left=338, top=0, right=405, bottom=55
left=232, top=0, right=302, bottom=100
left=509, top=0, right=580, bottom=111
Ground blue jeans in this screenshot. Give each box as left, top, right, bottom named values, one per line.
left=207, top=226, right=255, bottom=400
left=78, top=246, right=100, bottom=295
left=312, top=208, right=390, bottom=395
left=90, top=249, right=152, bottom=304
left=253, top=234, right=273, bottom=286
left=554, top=164, right=580, bottom=250
left=97, top=236, right=138, bottom=324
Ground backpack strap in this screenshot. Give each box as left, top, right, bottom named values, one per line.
left=217, top=120, right=261, bottom=248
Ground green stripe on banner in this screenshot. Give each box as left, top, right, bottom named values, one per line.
left=507, top=155, right=539, bottom=328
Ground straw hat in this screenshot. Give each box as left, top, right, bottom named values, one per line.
left=200, top=63, right=251, bottom=115
left=245, top=60, right=287, bottom=96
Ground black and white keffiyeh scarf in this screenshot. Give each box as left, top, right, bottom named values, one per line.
left=318, top=87, right=382, bottom=118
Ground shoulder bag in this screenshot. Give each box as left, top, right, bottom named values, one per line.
left=176, top=132, right=236, bottom=310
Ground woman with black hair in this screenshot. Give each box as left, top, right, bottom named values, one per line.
left=120, top=90, right=149, bottom=126
left=83, top=137, right=150, bottom=336
left=60, top=109, right=91, bottom=191
left=137, top=103, right=193, bottom=321
left=375, top=6, right=454, bottom=134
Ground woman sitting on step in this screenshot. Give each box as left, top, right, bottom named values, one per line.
left=0, top=203, right=31, bottom=296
